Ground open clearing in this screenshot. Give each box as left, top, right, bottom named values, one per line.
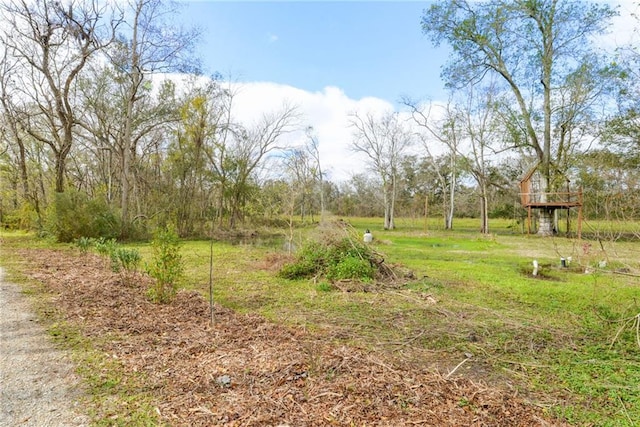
left=2, top=219, right=639, bottom=426
left=2, top=244, right=563, bottom=426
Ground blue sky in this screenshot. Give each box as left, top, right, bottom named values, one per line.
left=182, top=1, right=449, bottom=105
left=175, top=1, right=637, bottom=182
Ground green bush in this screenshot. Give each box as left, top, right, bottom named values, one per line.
left=279, top=236, right=377, bottom=282
left=110, top=248, right=141, bottom=272
left=278, top=241, right=326, bottom=280
left=146, top=225, right=184, bottom=303
left=90, top=237, right=140, bottom=284
left=47, top=190, right=120, bottom=242
left=2, top=202, right=40, bottom=230
left=326, top=256, right=375, bottom=281
left=279, top=258, right=318, bottom=280
left=315, top=281, right=334, bottom=292
left=325, top=238, right=368, bottom=265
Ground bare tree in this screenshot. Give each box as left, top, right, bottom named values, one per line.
left=206, top=93, right=300, bottom=228
left=405, top=99, right=461, bottom=230
left=228, top=104, right=300, bottom=228
left=306, top=126, right=325, bottom=222
left=283, top=147, right=315, bottom=222
left=280, top=148, right=314, bottom=253
left=0, top=0, right=121, bottom=193
left=350, top=111, right=413, bottom=230
left=0, top=47, right=36, bottom=216
left=454, top=83, right=505, bottom=234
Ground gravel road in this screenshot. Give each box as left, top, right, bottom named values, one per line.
left=0, top=267, right=89, bottom=426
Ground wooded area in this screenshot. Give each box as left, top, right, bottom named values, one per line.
left=1, top=0, right=639, bottom=241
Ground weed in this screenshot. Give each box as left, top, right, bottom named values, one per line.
left=316, top=281, right=334, bottom=292
left=74, top=236, right=94, bottom=255
left=110, top=247, right=141, bottom=286
left=457, top=397, right=470, bottom=408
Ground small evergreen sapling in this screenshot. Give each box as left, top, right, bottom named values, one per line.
left=146, top=225, right=184, bottom=303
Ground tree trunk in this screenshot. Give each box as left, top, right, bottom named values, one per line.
left=318, top=178, right=325, bottom=223
left=389, top=177, right=396, bottom=230
left=387, top=202, right=395, bottom=230
left=121, top=0, right=143, bottom=236
left=383, top=191, right=391, bottom=230
left=446, top=153, right=456, bottom=230
left=537, top=208, right=555, bottom=236
left=54, top=151, right=66, bottom=193
left=383, top=182, right=395, bottom=230
left=445, top=186, right=454, bottom=230
left=479, top=185, right=489, bottom=234
left=535, top=174, right=555, bottom=236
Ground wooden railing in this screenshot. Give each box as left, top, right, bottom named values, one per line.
left=520, top=190, right=583, bottom=207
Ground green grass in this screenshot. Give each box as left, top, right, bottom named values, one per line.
left=351, top=218, right=640, bottom=425
left=140, top=219, right=638, bottom=425
left=2, top=219, right=640, bottom=426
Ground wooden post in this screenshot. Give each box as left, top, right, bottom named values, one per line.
left=577, top=189, right=583, bottom=240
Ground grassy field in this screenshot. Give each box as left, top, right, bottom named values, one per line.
left=127, top=216, right=640, bottom=426
left=2, top=217, right=640, bottom=426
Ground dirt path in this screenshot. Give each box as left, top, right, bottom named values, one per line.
left=0, top=266, right=89, bottom=426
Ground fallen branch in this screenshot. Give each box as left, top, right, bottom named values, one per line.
left=385, top=329, right=426, bottom=347
left=609, top=313, right=640, bottom=350
left=445, top=356, right=471, bottom=379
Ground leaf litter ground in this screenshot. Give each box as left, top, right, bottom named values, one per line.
left=19, top=248, right=565, bottom=426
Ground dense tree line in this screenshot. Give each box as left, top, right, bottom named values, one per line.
left=1, top=0, right=639, bottom=242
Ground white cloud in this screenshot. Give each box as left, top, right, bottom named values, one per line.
left=593, top=1, right=638, bottom=49
left=166, top=1, right=640, bottom=184
left=228, top=81, right=396, bottom=182
left=149, top=76, right=398, bottom=182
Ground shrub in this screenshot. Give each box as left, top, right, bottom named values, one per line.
left=279, top=233, right=378, bottom=283
left=46, top=190, right=120, bottom=242
left=278, top=258, right=318, bottom=280
left=326, top=255, right=375, bottom=281
left=110, top=247, right=141, bottom=286
left=74, top=237, right=94, bottom=255
left=324, top=238, right=369, bottom=266
left=111, top=248, right=141, bottom=272
left=146, top=225, right=184, bottom=303
left=277, top=241, right=326, bottom=280
left=3, top=202, right=40, bottom=230
left=95, top=237, right=118, bottom=258
left=315, top=281, right=334, bottom=292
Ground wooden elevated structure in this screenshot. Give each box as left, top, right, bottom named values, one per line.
left=519, top=164, right=583, bottom=238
